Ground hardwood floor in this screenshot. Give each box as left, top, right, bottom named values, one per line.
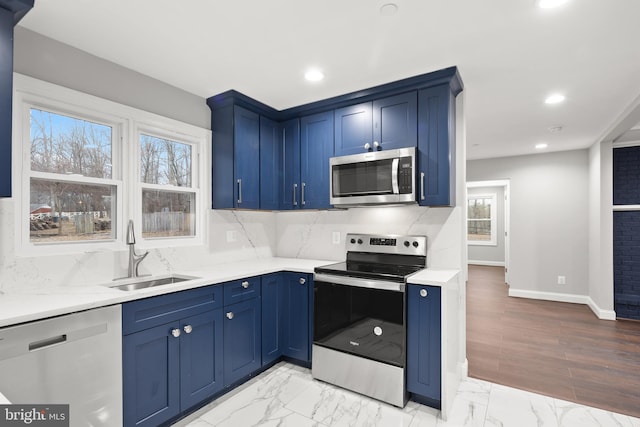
left=466, top=265, right=640, bottom=418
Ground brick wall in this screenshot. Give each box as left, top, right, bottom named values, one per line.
left=613, top=146, right=640, bottom=320
left=613, top=146, right=640, bottom=205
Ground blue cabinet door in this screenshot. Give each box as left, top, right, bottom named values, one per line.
left=281, top=118, right=301, bottom=209
left=300, top=111, right=333, bottom=209
left=373, top=92, right=417, bottom=151
left=260, top=116, right=281, bottom=210
left=282, top=272, right=311, bottom=362
left=179, top=309, right=224, bottom=410
left=334, top=102, right=373, bottom=156
left=261, top=273, right=285, bottom=365
left=223, top=298, right=262, bottom=386
left=417, top=85, right=456, bottom=206
left=123, top=322, right=181, bottom=427
left=406, top=284, right=441, bottom=405
left=0, top=8, right=13, bottom=198
left=234, top=106, right=260, bottom=209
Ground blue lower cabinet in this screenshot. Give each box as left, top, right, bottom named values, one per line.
left=123, top=322, right=181, bottom=427
left=223, top=298, right=262, bottom=386
left=406, top=284, right=442, bottom=407
left=283, top=272, right=311, bottom=362
left=179, top=309, right=224, bottom=410
left=261, top=273, right=285, bottom=366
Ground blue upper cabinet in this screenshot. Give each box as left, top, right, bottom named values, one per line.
left=0, top=0, right=34, bottom=198
left=417, top=84, right=456, bottom=207
left=334, top=92, right=416, bottom=156
left=259, top=116, right=282, bottom=210
left=233, top=106, right=260, bottom=209
left=334, top=102, right=373, bottom=156
left=300, top=111, right=333, bottom=209
left=281, top=118, right=301, bottom=209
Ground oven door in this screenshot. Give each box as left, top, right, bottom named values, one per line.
left=313, top=274, right=405, bottom=367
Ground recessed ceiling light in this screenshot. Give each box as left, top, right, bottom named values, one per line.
left=537, top=0, right=569, bottom=9
left=545, top=94, right=565, bottom=104
left=304, top=69, right=324, bottom=82
left=535, top=143, right=548, bottom=149
left=380, top=3, right=399, bottom=16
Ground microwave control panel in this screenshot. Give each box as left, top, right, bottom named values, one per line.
left=398, top=156, right=413, bottom=194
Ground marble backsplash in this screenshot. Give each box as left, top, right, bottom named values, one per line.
left=0, top=199, right=462, bottom=291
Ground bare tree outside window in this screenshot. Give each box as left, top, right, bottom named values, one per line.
left=29, top=109, right=115, bottom=242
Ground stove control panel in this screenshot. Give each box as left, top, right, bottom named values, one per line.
left=346, top=233, right=427, bottom=257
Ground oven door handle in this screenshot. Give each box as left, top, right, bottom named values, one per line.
left=313, top=273, right=405, bottom=292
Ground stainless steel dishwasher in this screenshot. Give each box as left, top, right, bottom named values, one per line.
left=0, top=304, right=122, bottom=426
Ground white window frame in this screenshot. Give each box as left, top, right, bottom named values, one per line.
left=12, top=74, right=209, bottom=256
left=467, top=193, right=497, bottom=246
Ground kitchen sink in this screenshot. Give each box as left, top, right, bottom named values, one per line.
left=110, top=275, right=200, bottom=291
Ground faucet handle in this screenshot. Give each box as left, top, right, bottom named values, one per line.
left=126, top=220, right=137, bottom=245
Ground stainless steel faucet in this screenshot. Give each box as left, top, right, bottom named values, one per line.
left=126, top=220, right=148, bottom=278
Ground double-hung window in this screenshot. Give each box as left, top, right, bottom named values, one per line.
left=14, top=75, right=208, bottom=255
left=467, top=193, right=497, bottom=246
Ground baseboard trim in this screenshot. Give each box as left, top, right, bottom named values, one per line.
left=508, top=289, right=617, bottom=320
left=467, top=260, right=505, bottom=267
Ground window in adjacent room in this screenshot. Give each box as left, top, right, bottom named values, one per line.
left=467, top=193, right=497, bottom=245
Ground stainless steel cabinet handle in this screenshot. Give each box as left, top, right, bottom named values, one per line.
left=299, top=277, right=306, bottom=285
left=226, top=312, right=234, bottom=320
left=364, top=142, right=371, bottom=151
left=183, top=325, right=193, bottom=334
left=301, top=182, right=306, bottom=206
left=241, top=281, right=250, bottom=289
left=171, top=328, right=181, bottom=338
left=420, top=289, right=428, bottom=298
left=237, top=178, right=242, bottom=204
left=420, top=172, right=426, bottom=201
left=293, top=183, right=298, bottom=206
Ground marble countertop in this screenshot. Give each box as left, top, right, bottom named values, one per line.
left=0, top=257, right=460, bottom=328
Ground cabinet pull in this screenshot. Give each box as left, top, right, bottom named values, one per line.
left=299, top=277, right=306, bottom=285
left=226, top=312, right=234, bottom=320
left=364, top=142, right=371, bottom=151
left=420, top=289, right=428, bottom=298
left=171, top=328, right=181, bottom=338
left=183, top=325, right=193, bottom=334
left=301, top=182, right=306, bottom=206
left=237, top=179, right=242, bottom=204
left=373, top=141, right=380, bottom=150
left=420, top=172, right=425, bottom=201
left=241, top=281, right=250, bottom=289
left=293, top=183, right=298, bottom=206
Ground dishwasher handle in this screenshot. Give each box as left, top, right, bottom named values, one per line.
left=29, top=334, right=67, bottom=351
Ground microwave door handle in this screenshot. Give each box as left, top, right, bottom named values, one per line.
left=392, top=158, right=400, bottom=194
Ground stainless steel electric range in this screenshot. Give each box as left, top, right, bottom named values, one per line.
left=312, top=233, right=427, bottom=407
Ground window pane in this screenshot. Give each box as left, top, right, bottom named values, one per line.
left=468, top=219, right=491, bottom=241
left=140, top=134, right=192, bottom=187
left=30, top=179, right=115, bottom=243
left=468, top=197, right=492, bottom=219
left=142, top=190, right=195, bottom=238
left=30, top=109, right=112, bottom=179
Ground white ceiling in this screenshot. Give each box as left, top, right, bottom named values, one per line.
left=17, top=0, right=640, bottom=160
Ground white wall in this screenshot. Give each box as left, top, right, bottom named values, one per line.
left=467, top=150, right=589, bottom=297
left=467, top=186, right=505, bottom=265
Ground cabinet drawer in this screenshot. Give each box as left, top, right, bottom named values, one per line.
left=223, top=277, right=261, bottom=305
left=123, top=285, right=223, bottom=335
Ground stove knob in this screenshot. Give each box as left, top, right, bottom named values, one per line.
left=350, top=238, right=356, bottom=244
left=357, top=239, right=363, bottom=244
left=404, top=241, right=410, bottom=247
left=413, top=241, right=419, bottom=248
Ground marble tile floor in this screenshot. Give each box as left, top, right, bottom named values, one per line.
left=173, top=362, right=640, bottom=427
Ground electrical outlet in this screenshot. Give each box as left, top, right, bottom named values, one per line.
left=332, top=231, right=341, bottom=245
left=557, top=275, right=566, bottom=285
left=226, top=230, right=237, bottom=243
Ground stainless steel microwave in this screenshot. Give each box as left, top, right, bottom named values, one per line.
left=330, top=147, right=416, bottom=206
